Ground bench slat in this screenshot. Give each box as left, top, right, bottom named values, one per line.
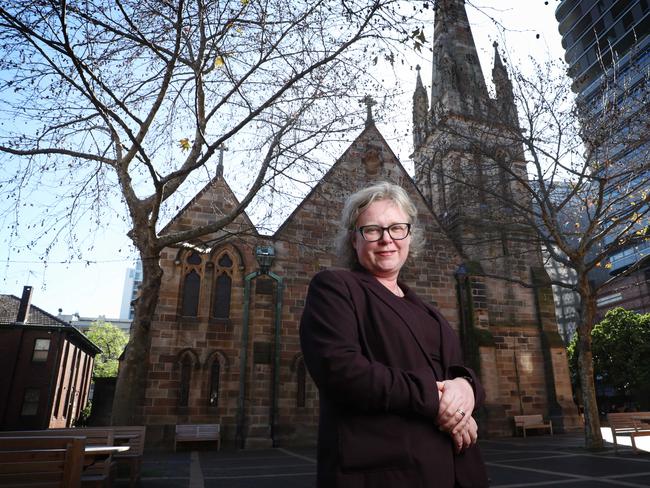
left=174, top=424, right=220, bottom=452
left=0, top=429, right=114, bottom=485
left=514, top=415, right=553, bottom=437
left=608, top=411, right=650, bottom=454
left=0, top=436, right=84, bottom=488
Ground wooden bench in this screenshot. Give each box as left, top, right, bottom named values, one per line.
left=175, top=424, right=220, bottom=451
left=514, top=414, right=553, bottom=437
left=111, top=426, right=146, bottom=487
left=0, top=436, right=85, bottom=488
left=607, top=412, right=650, bottom=454
left=42, top=428, right=115, bottom=488
left=47, top=426, right=144, bottom=486
left=0, top=428, right=115, bottom=487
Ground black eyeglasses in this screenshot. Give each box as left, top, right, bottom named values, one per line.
left=356, top=223, right=411, bottom=242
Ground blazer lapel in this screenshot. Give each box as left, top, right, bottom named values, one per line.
left=352, top=270, right=442, bottom=375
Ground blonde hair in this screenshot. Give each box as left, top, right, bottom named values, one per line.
left=335, top=182, right=424, bottom=269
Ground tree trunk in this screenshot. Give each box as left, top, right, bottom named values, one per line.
left=576, top=276, right=604, bottom=449
left=111, top=249, right=163, bottom=425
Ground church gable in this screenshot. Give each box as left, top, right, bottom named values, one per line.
left=161, top=175, right=257, bottom=240
left=275, top=123, right=464, bottom=323
left=275, top=124, right=404, bottom=253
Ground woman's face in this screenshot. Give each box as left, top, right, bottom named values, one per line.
left=352, top=199, right=411, bottom=279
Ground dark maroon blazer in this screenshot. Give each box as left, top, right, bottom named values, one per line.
left=300, top=269, right=489, bottom=488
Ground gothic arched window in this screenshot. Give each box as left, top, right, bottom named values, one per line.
left=179, top=355, right=192, bottom=407
left=436, top=168, right=448, bottom=213
left=218, top=253, right=233, bottom=267
left=179, top=251, right=203, bottom=318
left=187, top=251, right=202, bottom=265
left=213, top=274, right=232, bottom=318
left=208, top=361, right=220, bottom=407
left=181, top=270, right=200, bottom=317
left=212, top=252, right=233, bottom=319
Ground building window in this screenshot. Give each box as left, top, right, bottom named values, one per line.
left=597, top=292, right=623, bottom=307
left=187, top=251, right=202, bottom=265
left=211, top=252, right=234, bottom=320
left=54, top=343, right=70, bottom=418
left=209, top=361, right=220, bottom=407
left=21, top=388, right=40, bottom=416
left=500, top=229, right=510, bottom=257
left=32, top=338, right=50, bottom=362
left=179, top=356, right=192, bottom=407
left=181, top=270, right=201, bottom=317
left=296, top=360, right=306, bottom=408
left=436, top=168, right=447, bottom=213
left=218, top=253, right=233, bottom=268
left=64, top=348, right=80, bottom=419
left=179, top=251, right=203, bottom=318
left=213, top=273, right=232, bottom=319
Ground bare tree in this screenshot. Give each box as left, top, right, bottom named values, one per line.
left=426, top=50, right=649, bottom=448
left=0, top=0, right=422, bottom=424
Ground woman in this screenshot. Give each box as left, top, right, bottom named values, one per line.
left=300, top=182, right=489, bottom=487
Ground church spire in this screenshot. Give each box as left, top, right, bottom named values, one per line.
left=413, top=65, right=429, bottom=149
left=493, top=41, right=505, bottom=70
left=491, top=42, right=518, bottom=128
left=430, top=0, right=489, bottom=120
left=415, top=64, right=426, bottom=95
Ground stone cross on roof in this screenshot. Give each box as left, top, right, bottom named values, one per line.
left=361, top=95, right=377, bottom=127
left=217, top=143, right=228, bottom=177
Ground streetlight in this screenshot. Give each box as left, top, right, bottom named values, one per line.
left=255, top=245, right=275, bottom=274
left=237, top=244, right=284, bottom=448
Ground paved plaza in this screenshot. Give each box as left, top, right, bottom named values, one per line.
left=116, top=431, right=650, bottom=488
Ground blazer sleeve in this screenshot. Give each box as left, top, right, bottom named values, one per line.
left=425, top=303, right=487, bottom=409
left=299, top=270, right=440, bottom=419
left=447, top=365, right=486, bottom=409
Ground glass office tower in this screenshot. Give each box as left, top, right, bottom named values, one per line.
left=555, top=1, right=650, bottom=320
left=556, top=0, right=649, bottom=280
left=557, top=0, right=648, bottom=100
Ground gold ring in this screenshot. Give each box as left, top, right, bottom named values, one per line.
left=457, top=408, right=465, bottom=418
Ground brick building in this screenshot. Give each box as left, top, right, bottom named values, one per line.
left=138, top=0, right=582, bottom=447
left=0, top=286, right=100, bottom=430
left=596, top=258, right=650, bottom=319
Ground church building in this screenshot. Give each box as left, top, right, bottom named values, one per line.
left=139, top=0, right=581, bottom=447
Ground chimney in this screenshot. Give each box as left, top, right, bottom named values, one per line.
left=16, top=285, right=33, bottom=324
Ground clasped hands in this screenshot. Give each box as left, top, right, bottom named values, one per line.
left=436, top=378, right=477, bottom=454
